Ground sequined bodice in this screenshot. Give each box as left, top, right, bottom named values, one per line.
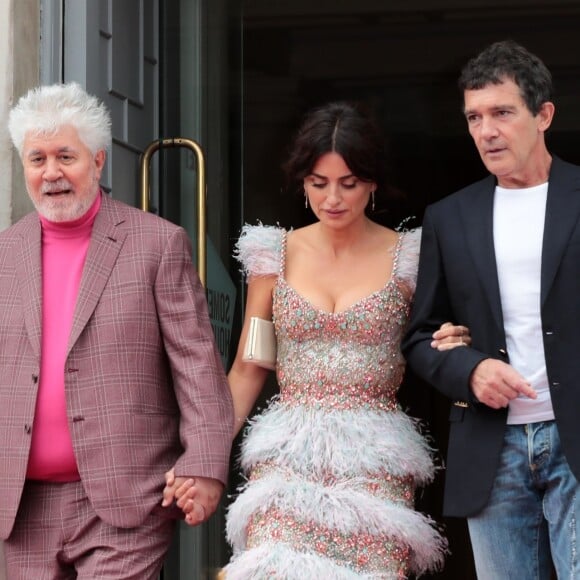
left=273, top=247, right=411, bottom=412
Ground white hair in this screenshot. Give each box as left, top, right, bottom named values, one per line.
left=7, top=82, right=112, bottom=156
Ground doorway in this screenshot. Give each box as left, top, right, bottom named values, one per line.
left=235, top=2, right=580, bottom=578
left=241, top=1, right=580, bottom=231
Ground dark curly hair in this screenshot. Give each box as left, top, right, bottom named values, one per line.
left=458, top=40, right=553, bottom=115
left=282, top=101, right=392, bottom=202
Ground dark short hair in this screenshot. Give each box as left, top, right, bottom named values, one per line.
left=282, top=101, right=391, bottom=198
left=458, top=40, right=553, bottom=115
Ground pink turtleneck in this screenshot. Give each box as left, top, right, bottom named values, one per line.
left=26, top=193, right=101, bottom=481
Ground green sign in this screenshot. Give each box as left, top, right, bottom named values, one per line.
left=206, top=237, right=236, bottom=370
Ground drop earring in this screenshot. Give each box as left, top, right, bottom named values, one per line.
left=371, top=191, right=375, bottom=211
left=305, top=193, right=309, bottom=209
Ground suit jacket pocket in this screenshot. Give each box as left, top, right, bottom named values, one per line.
left=449, top=404, right=466, bottom=422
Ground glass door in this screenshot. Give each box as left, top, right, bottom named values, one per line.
left=158, top=0, right=242, bottom=578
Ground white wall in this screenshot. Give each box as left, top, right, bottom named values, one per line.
left=0, top=0, right=38, bottom=235
left=0, top=0, right=14, bottom=231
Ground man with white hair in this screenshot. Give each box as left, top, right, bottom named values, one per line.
left=0, top=83, right=233, bottom=579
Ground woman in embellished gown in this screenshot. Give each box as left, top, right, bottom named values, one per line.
left=167, top=101, right=470, bottom=578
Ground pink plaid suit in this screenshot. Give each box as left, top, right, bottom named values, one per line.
left=0, top=193, right=233, bottom=540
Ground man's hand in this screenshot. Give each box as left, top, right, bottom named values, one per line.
left=162, top=467, right=224, bottom=526
left=431, top=321, right=472, bottom=351
left=470, top=358, right=537, bottom=409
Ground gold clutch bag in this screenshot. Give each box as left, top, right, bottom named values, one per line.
left=242, top=316, right=277, bottom=370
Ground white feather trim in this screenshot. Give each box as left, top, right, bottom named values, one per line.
left=223, top=543, right=379, bottom=579
left=226, top=473, right=447, bottom=575
left=395, top=228, right=421, bottom=295
left=239, top=402, right=436, bottom=483
left=234, top=223, right=285, bottom=278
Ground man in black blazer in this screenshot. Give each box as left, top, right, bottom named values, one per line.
left=403, top=40, right=580, bottom=579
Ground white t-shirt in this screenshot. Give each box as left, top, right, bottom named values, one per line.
left=493, top=182, right=554, bottom=424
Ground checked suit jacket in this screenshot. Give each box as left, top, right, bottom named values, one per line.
left=0, top=193, right=233, bottom=539
left=402, top=156, right=580, bottom=518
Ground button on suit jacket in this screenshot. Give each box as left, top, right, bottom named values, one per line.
left=0, top=193, right=233, bottom=539
left=402, top=156, right=580, bottom=518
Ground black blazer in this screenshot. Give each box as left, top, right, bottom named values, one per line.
left=402, top=156, right=580, bottom=517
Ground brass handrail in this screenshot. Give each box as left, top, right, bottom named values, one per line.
left=140, top=138, right=207, bottom=286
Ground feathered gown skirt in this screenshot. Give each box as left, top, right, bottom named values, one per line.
left=224, top=400, right=447, bottom=579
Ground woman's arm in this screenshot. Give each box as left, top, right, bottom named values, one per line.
left=229, top=274, right=277, bottom=438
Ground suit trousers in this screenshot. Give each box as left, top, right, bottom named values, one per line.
left=0, top=542, right=5, bottom=580
left=4, top=480, right=176, bottom=579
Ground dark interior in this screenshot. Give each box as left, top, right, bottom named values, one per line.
left=233, top=3, right=580, bottom=577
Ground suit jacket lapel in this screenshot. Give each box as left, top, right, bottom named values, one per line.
left=15, top=216, right=43, bottom=357
left=458, top=175, right=505, bottom=332
left=541, top=156, right=580, bottom=304
left=67, top=195, right=128, bottom=353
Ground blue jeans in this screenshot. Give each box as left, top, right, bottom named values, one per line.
left=467, top=421, right=579, bottom=580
